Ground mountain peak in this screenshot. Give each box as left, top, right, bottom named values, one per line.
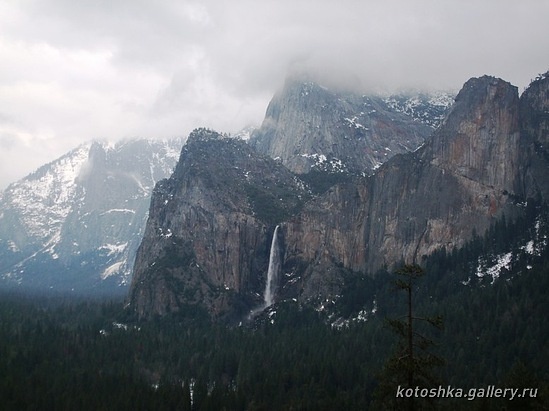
left=188, top=127, right=226, bottom=144
left=128, top=129, right=311, bottom=321
left=0, top=137, right=184, bottom=293
left=250, top=76, right=444, bottom=175
left=427, top=75, right=520, bottom=193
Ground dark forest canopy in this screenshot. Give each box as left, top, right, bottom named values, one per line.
left=1, top=201, right=549, bottom=410
left=1, top=206, right=548, bottom=410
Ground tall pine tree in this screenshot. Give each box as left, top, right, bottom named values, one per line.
left=373, top=264, right=444, bottom=410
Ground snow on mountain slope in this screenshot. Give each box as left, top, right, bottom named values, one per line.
left=250, top=77, right=455, bottom=176
left=2, top=145, right=90, bottom=240
left=0, top=138, right=184, bottom=293
left=382, top=91, right=455, bottom=129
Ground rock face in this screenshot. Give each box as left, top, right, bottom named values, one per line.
left=519, top=72, right=549, bottom=200
left=250, top=76, right=453, bottom=174
left=128, top=129, right=310, bottom=320
left=129, top=73, right=549, bottom=320
left=282, top=76, right=549, bottom=298
left=0, top=138, right=183, bottom=293
left=428, top=76, right=521, bottom=191
left=281, top=76, right=527, bottom=300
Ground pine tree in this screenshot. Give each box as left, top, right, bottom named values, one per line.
left=373, top=264, right=444, bottom=410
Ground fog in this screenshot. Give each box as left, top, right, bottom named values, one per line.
left=1, top=0, right=548, bottom=189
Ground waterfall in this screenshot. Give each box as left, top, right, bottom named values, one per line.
left=264, top=225, right=280, bottom=308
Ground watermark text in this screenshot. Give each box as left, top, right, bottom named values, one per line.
left=396, top=385, right=538, bottom=401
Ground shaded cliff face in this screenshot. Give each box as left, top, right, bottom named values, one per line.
left=281, top=76, right=529, bottom=301
left=521, top=72, right=549, bottom=146
left=249, top=77, right=448, bottom=175
left=128, top=129, right=310, bottom=320
left=520, top=72, right=549, bottom=199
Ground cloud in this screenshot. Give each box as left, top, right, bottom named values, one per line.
left=1, top=0, right=549, bottom=189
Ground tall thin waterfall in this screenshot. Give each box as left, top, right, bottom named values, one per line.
left=264, top=225, right=281, bottom=308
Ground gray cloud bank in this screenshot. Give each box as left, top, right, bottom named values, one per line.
left=1, top=0, right=548, bottom=189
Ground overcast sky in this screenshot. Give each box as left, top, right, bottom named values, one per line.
left=1, top=0, right=548, bottom=190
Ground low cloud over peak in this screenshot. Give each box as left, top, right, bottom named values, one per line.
left=1, top=0, right=548, bottom=189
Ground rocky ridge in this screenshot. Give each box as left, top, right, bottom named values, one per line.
left=280, top=76, right=528, bottom=301
left=250, top=76, right=454, bottom=175
left=128, top=73, right=549, bottom=320
left=129, top=129, right=310, bottom=320
left=0, top=138, right=183, bottom=293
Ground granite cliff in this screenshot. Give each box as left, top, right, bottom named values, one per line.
left=249, top=76, right=453, bottom=175
left=128, top=73, right=549, bottom=320
left=519, top=72, right=549, bottom=200
left=280, top=76, right=528, bottom=301
left=128, top=129, right=310, bottom=320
